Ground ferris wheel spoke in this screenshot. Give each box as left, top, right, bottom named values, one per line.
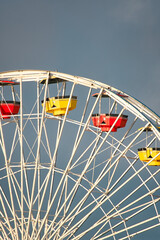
left=42, top=120, right=59, bottom=237
left=61, top=131, right=104, bottom=218
left=42, top=120, right=53, bottom=162
left=56, top=174, right=103, bottom=236
left=106, top=126, right=151, bottom=195
left=25, top=73, right=50, bottom=239
left=44, top=112, right=133, bottom=239
left=1, top=70, right=160, bottom=239
left=36, top=93, right=74, bottom=235
left=105, top=117, right=138, bottom=190
left=8, top=123, right=19, bottom=164
left=73, top=87, right=92, bottom=149
left=0, top=120, right=19, bottom=238
left=14, top=115, right=51, bottom=234
left=54, top=174, right=68, bottom=217
left=78, top=123, right=148, bottom=209
left=88, top=126, right=138, bottom=168
left=43, top=168, right=55, bottom=237
left=49, top=123, right=151, bottom=238
left=97, top=214, right=160, bottom=240
left=105, top=167, right=160, bottom=226
left=0, top=221, right=10, bottom=239
left=32, top=168, right=49, bottom=206
left=121, top=222, right=160, bottom=240
left=38, top=90, right=104, bottom=227
left=114, top=198, right=160, bottom=231
left=13, top=120, right=32, bottom=209
left=91, top=201, right=131, bottom=240
left=92, top=192, right=160, bottom=239
left=49, top=177, right=69, bottom=236
left=23, top=118, right=54, bottom=164
left=108, top=182, right=160, bottom=223
left=43, top=138, right=127, bottom=237
left=124, top=154, right=160, bottom=221
left=74, top=119, right=158, bottom=211
left=0, top=194, right=15, bottom=239
left=57, top=195, right=108, bottom=239
left=63, top=108, right=128, bottom=207
left=20, top=82, right=45, bottom=133
left=67, top=89, right=104, bottom=167
left=0, top=186, right=31, bottom=239
left=70, top=132, right=102, bottom=171
left=138, top=135, right=160, bottom=187
left=30, top=88, right=103, bottom=239
left=64, top=178, right=130, bottom=240
left=61, top=181, right=160, bottom=240
left=9, top=168, right=38, bottom=227
left=101, top=163, right=160, bottom=217
left=30, top=82, right=76, bottom=238
left=41, top=136, right=110, bottom=239
left=50, top=133, right=104, bottom=236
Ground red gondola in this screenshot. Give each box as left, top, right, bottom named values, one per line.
left=91, top=91, right=128, bottom=132
left=92, top=113, right=128, bottom=132
left=0, top=101, right=20, bottom=119
left=0, top=80, right=20, bottom=119
left=0, top=80, right=19, bottom=86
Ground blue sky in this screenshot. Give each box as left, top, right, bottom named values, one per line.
left=1, top=1, right=160, bottom=239
left=1, top=0, right=160, bottom=114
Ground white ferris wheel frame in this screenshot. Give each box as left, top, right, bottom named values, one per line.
left=0, top=70, right=160, bottom=240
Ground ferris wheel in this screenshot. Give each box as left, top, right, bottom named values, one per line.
left=0, top=70, right=160, bottom=240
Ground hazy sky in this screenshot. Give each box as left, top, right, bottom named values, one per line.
left=1, top=0, right=160, bottom=114
left=0, top=1, right=160, bottom=239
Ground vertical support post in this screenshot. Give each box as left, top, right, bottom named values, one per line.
left=11, top=85, right=16, bottom=102
left=62, top=81, right=66, bottom=97
left=109, top=96, right=111, bottom=114
left=1, top=86, right=4, bottom=101
left=99, top=96, right=101, bottom=115
left=25, top=72, right=50, bottom=239
left=37, top=79, right=41, bottom=238
left=146, top=129, right=148, bottom=147
left=20, top=77, right=24, bottom=239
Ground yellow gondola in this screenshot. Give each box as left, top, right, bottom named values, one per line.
left=41, top=96, right=77, bottom=116
left=138, top=148, right=160, bottom=166
left=137, top=125, right=160, bottom=166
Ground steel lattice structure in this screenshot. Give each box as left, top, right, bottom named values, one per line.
left=0, top=70, right=160, bottom=239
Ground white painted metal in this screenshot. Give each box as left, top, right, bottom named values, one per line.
left=0, top=70, right=160, bottom=239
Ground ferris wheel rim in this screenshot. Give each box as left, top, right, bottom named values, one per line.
left=1, top=69, right=160, bottom=239
left=0, top=69, right=160, bottom=136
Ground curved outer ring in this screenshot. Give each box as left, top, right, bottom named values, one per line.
left=0, top=69, right=160, bottom=139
